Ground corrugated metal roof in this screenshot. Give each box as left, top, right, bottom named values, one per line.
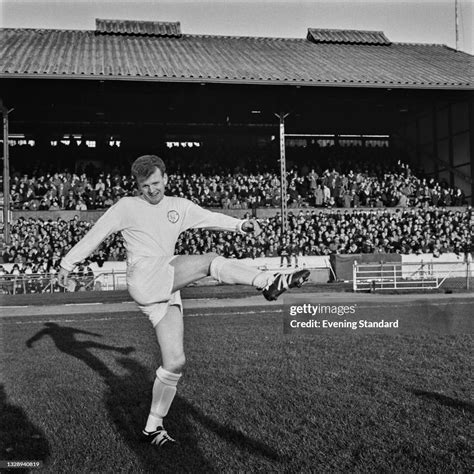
left=1, top=27, right=472, bottom=89
left=307, top=28, right=391, bottom=45
left=95, top=19, right=181, bottom=37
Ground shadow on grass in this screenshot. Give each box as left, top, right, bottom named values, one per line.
left=107, top=359, right=282, bottom=472
left=26, top=322, right=134, bottom=379
left=412, top=389, right=474, bottom=414
left=108, top=358, right=216, bottom=472
left=169, top=394, right=282, bottom=463
left=0, top=385, right=51, bottom=471
left=23, top=323, right=213, bottom=471
left=24, top=323, right=280, bottom=471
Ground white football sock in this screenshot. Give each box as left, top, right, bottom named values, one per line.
left=210, top=256, right=274, bottom=289
left=145, top=366, right=182, bottom=432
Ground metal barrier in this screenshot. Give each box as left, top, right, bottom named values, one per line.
left=0, top=271, right=127, bottom=295
left=353, top=260, right=473, bottom=292
left=1, top=265, right=330, bottom=294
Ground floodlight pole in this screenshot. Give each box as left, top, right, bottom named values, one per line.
left=275, top=112, right=289, bottom=235
left=1, top=100, right=12, bottom=245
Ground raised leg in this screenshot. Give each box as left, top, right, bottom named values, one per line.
left=170, top=253, right=272, bottom=292
left=170, top=253, right=218, bottom=292
left=169, top=253, right=310, bottom=302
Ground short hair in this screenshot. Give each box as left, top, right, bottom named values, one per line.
left=131, top=155, right=166, bottom=181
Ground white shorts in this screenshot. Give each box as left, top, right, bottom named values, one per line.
left=138, top=291, right=183, bottom=327
left=127, top=256, right=183, bottom=327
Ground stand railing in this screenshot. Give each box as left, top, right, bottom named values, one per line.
left=353, top=259, right=472, bottom=292
left=0, top=271, right=127, bottom=295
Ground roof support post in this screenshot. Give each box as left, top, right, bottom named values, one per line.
left=275, top=112, right=289, bottom=235
left=469, top=98, right=474, bottom=203
left=1, top=100, right=11, bottom=245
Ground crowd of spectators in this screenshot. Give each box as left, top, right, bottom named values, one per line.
left=1, top=215, right=124, bottom=274
left=2, top=208, right=471, bottom=276
left=2, top=145, right=470, bottom=287
left=8, top=167, right=467, bottom=212
left=6, top=146, right=467, bottom=211
left=177, top=208, right=472, bottom=258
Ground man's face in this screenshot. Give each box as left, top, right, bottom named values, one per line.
left=137, top=167, right=168, bottom=205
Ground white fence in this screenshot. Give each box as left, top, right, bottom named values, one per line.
left=353, top=260, right=473, bottom=291
left=0, top=271, right=128, bottom=295
left=0, top=256, right=335, bottom=295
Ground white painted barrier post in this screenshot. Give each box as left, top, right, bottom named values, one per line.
left=466, top=254, right=471, bottom=290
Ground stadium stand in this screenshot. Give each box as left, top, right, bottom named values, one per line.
left=7, top=146, right=467, bottom=211
left=2, top=208, right=471, bottom=275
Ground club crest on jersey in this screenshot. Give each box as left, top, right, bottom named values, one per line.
left=167, top=210, right=180, bottom=223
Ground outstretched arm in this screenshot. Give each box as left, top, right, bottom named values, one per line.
left=26, top=329, right=47, bottom=348
left=59, top=202, right=124, bottom=288
left=181, top=200, right=261, bottom=237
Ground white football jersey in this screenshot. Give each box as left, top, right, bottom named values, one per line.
left=61, top=195, right=245, bottom=271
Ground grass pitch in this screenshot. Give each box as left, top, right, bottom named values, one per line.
left=1, top=302, right=472, bottom=473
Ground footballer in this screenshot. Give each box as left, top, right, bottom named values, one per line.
left=58, top=155, right=310, bottom=448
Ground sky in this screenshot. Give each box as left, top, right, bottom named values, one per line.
left=1, top=0, right=472, bottom=54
